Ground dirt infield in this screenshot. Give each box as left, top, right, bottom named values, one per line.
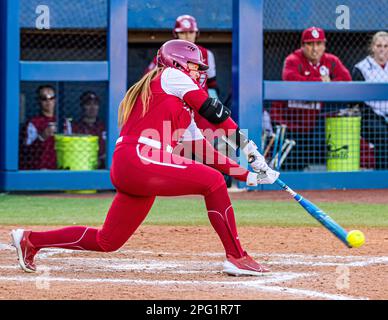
left=1, top=224, right=387, bottom=300
left=1, top=189, right=387, bottom=300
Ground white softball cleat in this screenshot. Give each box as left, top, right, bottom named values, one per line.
left=10, top=229, right=38, bottom=273
left=223, top=252, right=270, bottom=276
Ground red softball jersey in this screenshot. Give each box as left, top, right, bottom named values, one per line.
left=120, top=67, right=237, bottom=149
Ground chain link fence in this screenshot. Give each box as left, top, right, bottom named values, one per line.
left=19, top=81, right=108, bottom=170
left=263, top=0, right=388, bottom=172
left=19, top=0, right=108, bottom=170
left=20, top=0, right=107, bottom=61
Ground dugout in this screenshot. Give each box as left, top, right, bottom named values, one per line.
left=1, top=0, right=388, bottom=191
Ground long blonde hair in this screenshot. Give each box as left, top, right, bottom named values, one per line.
left=118, top=67, right=162, bottom=128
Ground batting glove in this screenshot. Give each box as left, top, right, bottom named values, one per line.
left=246, top=169, right=280, bottom=186
left=241, top=140, right=269, bottom=172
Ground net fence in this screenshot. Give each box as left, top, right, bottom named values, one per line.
left=19, top=81, right=108, bottom=170
left=263, top=0, right=388, bottom=172
left=20, top=0, right=108, bottom=61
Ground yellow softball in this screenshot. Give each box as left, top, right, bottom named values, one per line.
left=346, top=230, right=365, bottom=248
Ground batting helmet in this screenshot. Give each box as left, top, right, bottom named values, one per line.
left=173, top=15, right=199, bottom=38
left=157, top=39, right=208, bottom=72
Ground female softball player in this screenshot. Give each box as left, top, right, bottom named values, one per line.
left=11, top=39, right=279, bottom=276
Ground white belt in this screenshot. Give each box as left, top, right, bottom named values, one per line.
left=116, top=136, right=173, bottom=154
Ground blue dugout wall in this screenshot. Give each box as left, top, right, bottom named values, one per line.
left=1, top=0, right=388, bottom=191
left=1, top=0, right=127, bottom=191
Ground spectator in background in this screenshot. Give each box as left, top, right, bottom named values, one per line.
left=270, top=27, right=351, bottom=170
left=72, top=91, right=106, bottom=169
left=19, top=85, right=57, bottom=170
left=352, top=31, right=388, bottom=169
left=146, top=14, right=219, bottom=97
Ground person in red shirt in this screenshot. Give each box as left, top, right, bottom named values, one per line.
left=19, top=85, right=58, bottom=170
left=72, top=91, right=107, bottom=169
left=270, top=27, right=351, bottom=170
left=11, top=40, right=279, bottom=277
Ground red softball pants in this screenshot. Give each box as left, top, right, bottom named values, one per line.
left=29, top=139, right=246, bottom=258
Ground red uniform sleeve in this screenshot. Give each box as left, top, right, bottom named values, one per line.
left=182, top=139, right=249, bottom=182
left=331, top=57, right=352, bottom=81
left=183, top=89, right=238, bottom=134
left=282, top=54, right=322, bottom=81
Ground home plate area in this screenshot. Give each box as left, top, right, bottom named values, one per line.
left=1, top=244, right=387, bottom=300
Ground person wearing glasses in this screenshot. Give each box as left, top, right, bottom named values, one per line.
left=19, top=85, right=57, bottom=170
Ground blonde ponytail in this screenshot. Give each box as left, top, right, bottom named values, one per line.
left=118, top=67, right=162, bottom=128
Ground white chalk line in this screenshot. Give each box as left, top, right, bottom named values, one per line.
left=3, top=245, right=387, bottom=268
left=0, top=244, right=384, bottom=300
left=0, top=273, right=366, bottom=300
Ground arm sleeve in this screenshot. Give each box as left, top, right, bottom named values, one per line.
left=282, top=56, right=322, bottom=81
left=161, top=67, right=202, bottom=99
left=183, top=139, right=249, bottom=182
left=332, top=58, right=352, bottom=81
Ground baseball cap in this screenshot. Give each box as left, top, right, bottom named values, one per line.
left=301, top=27, right=326, bottom=43
left=80, top=91, right=100, bottom=105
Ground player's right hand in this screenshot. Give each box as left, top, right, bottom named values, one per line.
left=258, top=167, right=280, bottom=184
left=246, top=168, right=280, bottom=186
